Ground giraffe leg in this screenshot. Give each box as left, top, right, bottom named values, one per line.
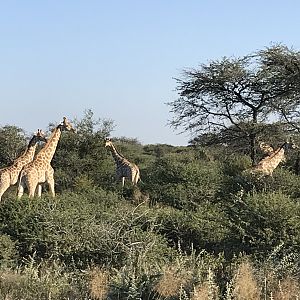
left=17, top=184, right=24, bottom=199
left=37, top=184, right=42, bottom=197
left=17, top=174, right=26, bottom=199
left=0, top=182, right=10, bottom=201
left=46, top=168, right=55, bottom=197
left=0, top=173, right=11, bottom=201
left=28, top=182, right=38, bottom=198
left=47, top=178, right=55, bottom=197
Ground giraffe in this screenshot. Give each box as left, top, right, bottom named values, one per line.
left=0, top=129, right=47, bottom=201
left=105, top=138, right=140, bottom=187
left=17, top=117, right=75, bottom=198
left=249, top=139, right=297, bottom=177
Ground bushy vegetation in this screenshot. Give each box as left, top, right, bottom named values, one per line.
left=0, top=111, right=300, bottom=299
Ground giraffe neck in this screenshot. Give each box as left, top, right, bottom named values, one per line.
left=270, top=148, right=285, bottom=163
left=36, top=127, right=61, bottom=163
left=109, top=144, right=128, bottom=165
left=272, top=142, right=286, bottom=156
left=14, top=136, right=38, bottom=166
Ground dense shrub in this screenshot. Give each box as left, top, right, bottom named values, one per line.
left=0, top=191, right=173, bottom=269
left=145, top=205, right=229, bottom=254
left=0, top=234, right=17, bottom=267
left=227, top=191, right=300, bottom=256
left=144, top=153, right=223, bottom=209
left=222, top=154, right=252, bottom=177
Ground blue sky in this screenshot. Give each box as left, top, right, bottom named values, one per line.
left=1, top=1, right=300, bottom=145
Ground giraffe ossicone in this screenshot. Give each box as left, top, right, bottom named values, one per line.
left=17, top=117, right=75, bottom=198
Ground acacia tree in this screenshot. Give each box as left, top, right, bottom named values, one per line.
left=168, top=44, right=300, bottom=164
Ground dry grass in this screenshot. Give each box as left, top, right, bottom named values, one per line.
left=232, top=260, right=261, bottom=300
left=192, top=282, right=213, bottom=300
left=153, top=266, right=191, bottom=298
left=272, top=276, right=300, bottom=300
left=89, top=267, right=109, bottom=300
left=191, top=268, right=219, bottom=300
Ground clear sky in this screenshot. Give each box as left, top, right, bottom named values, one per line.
left=1, top=1, right=300, bottom=145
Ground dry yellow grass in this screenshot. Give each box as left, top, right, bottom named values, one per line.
left=191, top=282, right=211, bottom=300
left=89, top=268, right=109, bottom=300
left=232, top=260, right=261, bottom=300
left=153, top=266, right=191, bottom=298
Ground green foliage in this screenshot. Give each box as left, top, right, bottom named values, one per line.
left=227, top=191, right=300, bottom=255
left=0, top=125, right=26, bottom=167
left=144, top=150, right=223, bottom=209
left=150, top=205, right=229, bottom=253
left=0, top=234, right=17, bottom=267
left=222, top=154, right=252, bottom=177
left=0, top=191, right=172, bottom=269
left=51, top=110, right=116, bottom=192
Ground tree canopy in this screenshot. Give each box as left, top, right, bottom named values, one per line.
left=168, top=44, right=300, bottom=163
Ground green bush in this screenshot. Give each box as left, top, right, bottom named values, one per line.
left=147, top=204, right=229, bottom=253
left=233, top=167, right=300, bottom=199
left=268, top=168, right=300, bottom=198
left=144, top=154, right=223, bottom=209
left=0, top=191, right=173, bottom=269
left=0, top=234, right=17, bottom=267
left=222, top=154, right=252, bottom=177
left=227, top=191, right=300, bottom=256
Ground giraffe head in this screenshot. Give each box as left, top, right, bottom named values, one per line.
left=104, top=137, right=113, bottom=148
left=58, top=117, right=75, bottom=132
left=259, top=142, right=274, bottom=155
left=28, top=129, right=47, bottom=146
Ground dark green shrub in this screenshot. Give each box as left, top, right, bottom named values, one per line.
left=234, top=167, right=300, bottom=199
left=144, top=154, right=223, bottom=209
left=0, top=191, right=174, bottom=269
left=269, top=168, right=300, bottom=198
left=222, top=154, right=252, bottom=176
left=227, top=191, right=300, bottom=256
left=0, top=234, right=17, bottom=267
left=147, top=204, right=229, bottom=253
